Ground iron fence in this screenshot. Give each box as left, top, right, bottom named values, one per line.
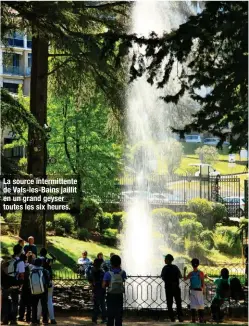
left=52, top=264, right=247, bottom=311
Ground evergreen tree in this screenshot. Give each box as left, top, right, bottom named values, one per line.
left=132, top=1, right=248, bottom=151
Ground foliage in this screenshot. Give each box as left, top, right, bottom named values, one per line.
left=46, top=221, right=54, bottom=232
left=112, top=211, right=125, bottom=230
left=214, top=225, right=241, bottom=255
left=80, top=197, right=103, bottom=229
left=54, top=213, right=75, bottom=234
left=152, top=208, right=179, bottom=234
left=180, top=218, right=204, bottom=239
left=200, top=230, right=215, bottom=250
left=98, top=213, right=113, bottom=233
left=169, top=233, right=185, bottom=252
left=187, top=198, right=213, bottom=229
left=77, top=228, right=90, bottom=241
left=102, top=228, right=118, bottom=247
left=0, top=225, right=9, bottom=235
left=54, top=225, right=65, bottom=236
left=5, top=212, right=22, bottom=233
left=175, top=212, right=197, bottom=221
left=184, top=239, right=208, bottom=261
left=133, top=1, right=248, bottom=151
left=160, top=140, right=183, bottom=175
left=195, top=146, right=219, bottom=165
left=211, top=202, right=227, bottom=224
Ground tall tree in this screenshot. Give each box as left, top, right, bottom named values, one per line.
left=1, top=1, right=132, bottom=242
left=130, top=1, right=248, bottom=151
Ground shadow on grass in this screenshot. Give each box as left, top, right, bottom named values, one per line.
left=47, top=243, right=77, bottom=272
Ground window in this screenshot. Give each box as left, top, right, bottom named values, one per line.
left=3, top=138, right=24, bottom=158
left=28, top=53, right=32, bottom=67
left=7, top=32, right=24, bottom=47
left=3, top=53, right=22, bottom=75
left=3, top=82, right=19, bottom=93
left=27, top=35, right=32, bottom=48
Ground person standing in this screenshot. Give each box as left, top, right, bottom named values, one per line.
left=18, top=254, right=32, bottom=323
left=8, top=244, right=25, bottom=324
left=30, top=258, right=50, bottom=326
left=161, top=254, right=184, bottom=322
left=184, top=258, right=205, bottom=323
left=102, top=255, right=126, bottom=326
left=24, top=236, right=37, bottom=257
left=88, top=258, right=106, bottom=324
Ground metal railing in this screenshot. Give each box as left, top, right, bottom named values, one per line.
left=52, top=264, right=247, bottom=311
left=3, top=65, right=24, bottom=76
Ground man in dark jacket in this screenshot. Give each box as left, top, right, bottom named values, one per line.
left=161, top=254, right=184, bottom=322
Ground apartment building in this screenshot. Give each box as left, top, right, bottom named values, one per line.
left=1, top=31, right=31, bottom=159
left=0, top=31, right=32, bottom=96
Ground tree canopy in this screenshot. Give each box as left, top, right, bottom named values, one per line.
left=131, top=1, right=248, bottom=150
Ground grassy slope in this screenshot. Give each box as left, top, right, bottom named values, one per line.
left=1, top=235, right=241, bottom=277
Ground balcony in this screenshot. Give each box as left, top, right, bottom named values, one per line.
left=3, top=65, right=24, bottom=76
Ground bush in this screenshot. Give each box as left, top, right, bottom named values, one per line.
left=55, top=225, right=64, bottom=236
left=46, top=221, right=54, bottom=232
left=195, top=145, right=219, bottom=165
left=80, top=197, right=103, bottom=229
left=98, top=213, right=113, bottom=233
left=101, top=228, right=118, bottom=247
left=185, top=239, right=207, bottom=260
left=180, top=219, right=204, bottom=239
left=169, top=233, right=185, bottom=251
left=5, top=211, right=22, bottom=233
left=187, top=198, right=213, bottom=229
left=77, top=228, right=90, bottom=241
left=152, top=208, right=179, bottom=234
left=200, top=230, right=215, bottom=250
left=112, top=212, right=125, bottom=230
left=0, top=224, right=9, bottom=235
left=212, top=202, right=227, bottom=225
left=214, top=226, right=242, bottom=255
left=54, top=213, right=75, bottom=234
left=175, top=212, right=197, bottom=221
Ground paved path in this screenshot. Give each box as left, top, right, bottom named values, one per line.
left=17, top=316, right=248, bottom=326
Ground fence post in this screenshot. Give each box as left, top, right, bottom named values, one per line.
left=244, top=180, right=248, bottom=217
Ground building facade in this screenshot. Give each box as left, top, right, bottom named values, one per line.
left=0, top=31, right=32, bottom=96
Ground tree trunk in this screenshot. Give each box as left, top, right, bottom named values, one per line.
left=20, top=35, right=48, bottom=244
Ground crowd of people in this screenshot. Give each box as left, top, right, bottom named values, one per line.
left=1, top=237, right=57, bottom=326
left=1, top=241, right=245, bottom=326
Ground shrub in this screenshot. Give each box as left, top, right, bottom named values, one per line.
left=185, top=239, right=207, bottom=260
left=214, top=226, right=242, bottom=255
left=187, top=198, right=213, bottom=229
left=46, top=221, right=54, bottom=232
left=80, top=197, right=103, bottom=229
left=77, top=228, right=90, bottom=241
left=212, top=202, right=227, bottom=225
left=175, top=212, right=197, bottom=221
left=54, top=213, right=75, bottom=234
left=5, top=211, right=22, bottom=233
left=0, top=224, right=9, bottom=235
left=112, top=212, right=125, bottom=230
left=102, top=228, right=118, bottom=247
left=169, top=233, right=185, bottom=251
left=152, top=208, right=179, bottom=234
left=55, top=225, right=64, bottom=236
left=98, top=213, right=113, bottom=233
left=180, top=218, right=204, bottom=239
left=200, top=230, right=215, bottom=250
left=195, top=145, right=219, bottom=165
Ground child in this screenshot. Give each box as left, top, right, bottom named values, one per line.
left=184, top=258, right=205, bottom=323
left=206, top=268, right=230, bottom=322
left=161, top=254, right=184, bottom=322
left=102, top=255, right=126, bottom=326
left=88, top=258, right=106, bottom=324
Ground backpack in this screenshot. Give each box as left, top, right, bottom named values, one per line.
left=230, top=277, right=244, bottom=300
left=219, top=279, right=231, bottom=299
left=29, top=268, right=46, bottom=295
left=108, top=270, right=125, bottom=294
left=190, top=271, right=202, bottom=289
left=7, top=258, right=22, bottom=285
